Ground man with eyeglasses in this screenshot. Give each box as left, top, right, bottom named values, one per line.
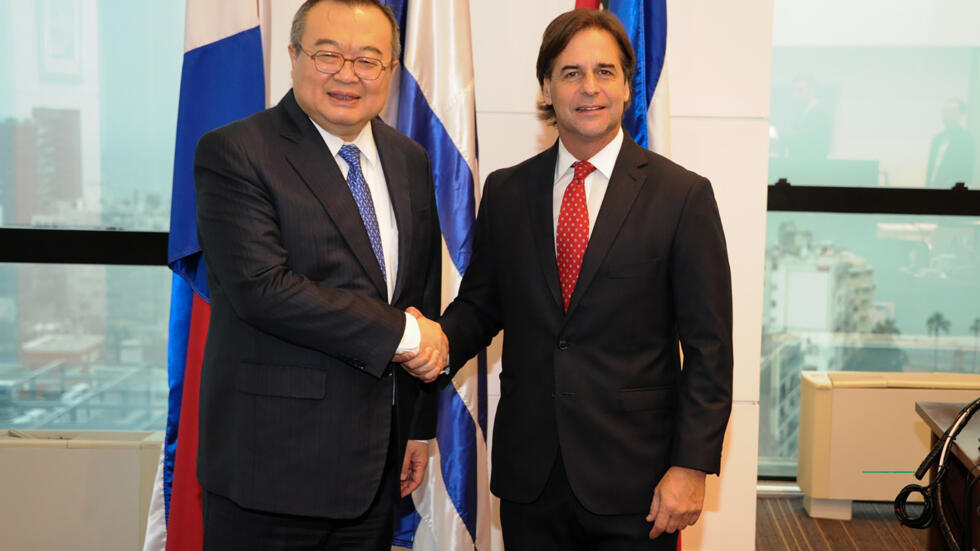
left=193, top=1, right=445, bottom=549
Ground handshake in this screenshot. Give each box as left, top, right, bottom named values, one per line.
left=392, top=306, right=448, bottom=383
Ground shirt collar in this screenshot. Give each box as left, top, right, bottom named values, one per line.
left=310, top=119, right=379, bottom=169
left=555, top=127, right=624, bottom=183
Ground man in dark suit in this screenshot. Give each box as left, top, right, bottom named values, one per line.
left=406, top=9, right=733, bottom=549
left=193, top=1, right=446, bottom=548
left=926, top=99, right=975, bottom=189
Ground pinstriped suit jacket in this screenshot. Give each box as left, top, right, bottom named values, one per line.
left=194, top=90, right=440, bottom=518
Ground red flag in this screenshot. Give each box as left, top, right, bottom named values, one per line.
left=165, top=296, right=210, bottom=550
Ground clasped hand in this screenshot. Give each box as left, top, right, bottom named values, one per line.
left=392, top=306, right=448, bottom=382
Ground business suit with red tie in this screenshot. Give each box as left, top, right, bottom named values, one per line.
left=193, top=89, right=440, bottom=542
left=440, top=125, right=733, bottom=547
left=417, top=12, right=736, bottom=547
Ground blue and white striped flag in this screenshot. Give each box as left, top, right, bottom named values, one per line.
left=384, top=0, right=490, bottom=549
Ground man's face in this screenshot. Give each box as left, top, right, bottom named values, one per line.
left=542, top=28, right=630, bottom=156
left=942, top=100, right=963, bottom=129
left=289, top=1, right=396, bottom=141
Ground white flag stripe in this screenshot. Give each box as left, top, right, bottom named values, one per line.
left=449, top=356, right=491, bottom=551
left=430, top=241, right=491, bottom=551
left=402, top=0, right=479, bottom=181
left=649, top=56, right=672, bottom=158
left=413, top=439, right=476, bottom=549
left=141, top=446, right=167, bottom=551
left=184, top=0, right=259, bottom=53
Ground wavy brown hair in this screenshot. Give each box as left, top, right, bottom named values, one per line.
left=535, top=9, right=635, bottom=125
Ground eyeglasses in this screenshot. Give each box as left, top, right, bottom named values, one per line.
left=297, top=46, right=389, bottom=81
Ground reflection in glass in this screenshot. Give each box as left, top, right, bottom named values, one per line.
left=759, top=213, right=980, bottom=474
left=763, top=0, right=980, bottom=476
left=0, top=1, right=184, bottom=230
left=768, top=48, right=980, bottom=189
left=0, top=264, right=170, bottom=431
left=926, top=99, right=975, bottom=189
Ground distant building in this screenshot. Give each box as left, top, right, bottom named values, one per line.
left=759, top=333, right=805, bottom=460
left=765, top=222, right=875, bottom=337
left=21, top=334, right=104, bottom=370
left=0, top=117, right=37, bottom=225
left=760, top=222, right=878, bottom=466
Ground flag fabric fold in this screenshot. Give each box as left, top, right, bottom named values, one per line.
left=608, top=0, right=667, bottom=150
left=143, top=2, right=265, bottom=550
left=385, top=0, right=489, bottom=549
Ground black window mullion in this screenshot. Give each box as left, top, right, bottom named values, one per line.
left=767, top=180, right=980, bottom=216
left=0, top=229, right=168, bottom=266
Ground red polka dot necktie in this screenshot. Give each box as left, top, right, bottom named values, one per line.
left=556, top=160, right=596, bottom=311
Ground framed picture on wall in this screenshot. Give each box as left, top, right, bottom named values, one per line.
left=37, top=0, right=82, bottom=81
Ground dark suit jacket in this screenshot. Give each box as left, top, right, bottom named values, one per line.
left=926, top=126, right=975, bottom=188
left=441, top=135, right=733, bottom=515
left=193, top=90, right=440, bottom=518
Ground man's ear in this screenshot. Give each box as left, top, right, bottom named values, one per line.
left=542, top=78, right=553, bottom=106
left=288, top=44, right=298, bottom=75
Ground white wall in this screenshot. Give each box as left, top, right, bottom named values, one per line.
left=773, top=0, right=980, bottom=46
left=265, top=0, right=772, bottom=548
left=663, top=0, right=771, bottom=548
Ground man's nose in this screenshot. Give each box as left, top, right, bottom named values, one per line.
left=581, top=72, right=599, bottom=94
left=333, top=59, right=359, bottom=82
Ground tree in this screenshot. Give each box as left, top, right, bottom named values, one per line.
left=970, top=317, right=980, bottom=371
left=872, top=318, right=900, bottom=335
left=846, top=318, right=906, bottom=372
left=926, top=312, right=951, bottom=370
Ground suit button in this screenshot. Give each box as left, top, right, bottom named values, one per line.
left=557, top=339, right=568, bottom=351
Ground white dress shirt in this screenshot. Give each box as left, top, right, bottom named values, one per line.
left=552, top=128, right=624, bottom=248
left=311, top=120, right=420, bottom=354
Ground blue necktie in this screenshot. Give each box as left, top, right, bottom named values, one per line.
left=338, top=144, right=386, bottom=282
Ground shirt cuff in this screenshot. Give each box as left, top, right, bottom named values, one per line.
left=395, top=312, right=421, bottom=355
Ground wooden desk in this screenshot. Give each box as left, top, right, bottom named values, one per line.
left=915, top=401, right=980, bottom=551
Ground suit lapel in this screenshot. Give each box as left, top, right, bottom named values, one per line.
left=564, top=136, right=649, bottom=319
left=526, top=143, right=563, bottom=310
left=373, top=120, right=413, bottom=305
left=278, top=92, right=387, bottom=298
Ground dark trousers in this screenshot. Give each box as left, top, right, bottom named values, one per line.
left=500, top=452, right=678, bottom=551
left=202, top=424, right=399, bottom=550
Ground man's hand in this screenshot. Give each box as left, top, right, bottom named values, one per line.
left=646, top=466, right=706, bottom=539
left=399, top=307, right=448, bottom=382
left=400, top=440, right=429, bottom=497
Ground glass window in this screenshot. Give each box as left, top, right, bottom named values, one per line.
left=0, top=263, right=170, bottom=431
left=768, top=3, right=980, bottom=189
left=0, top=1, right=183, bottom=432
left=759, top=212, right=980, bottom=474
left=0, top=1, right=184, bottom=230
left=762, top=0, right=980, bottom=477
